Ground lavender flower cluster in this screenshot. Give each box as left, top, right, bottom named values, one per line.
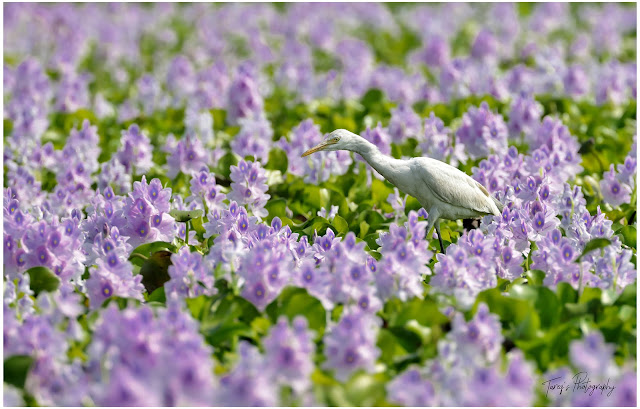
left=3, top=2, right=636, bottom=407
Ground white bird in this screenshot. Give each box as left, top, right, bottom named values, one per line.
left=301, top=129, right=504, bottom=252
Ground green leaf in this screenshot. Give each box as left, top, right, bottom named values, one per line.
left=576, top=238, right=611, bottom=261
left=525, top=269, right=546, bottom=286
left=332, top=215, right=349, bottom=236
left=616, top=225, right=636, bottom=249
left=147, top=286, right=166, bottom=303
left=186, top=295, right=211, bottom=321
left=265, top=148, right=289, bottom=174
left=203, top=322, right=254, bottom=348
left=169, top=209, right=203, bottom=222
left=129, top=241, right=177, bottom=266
left=25, top=266, right=61, bottom=295
left=265, top=198, right=288, bottom=222
left=4, top=355, right=34, bottom=389
left=139, top=250, right=173, bottom=294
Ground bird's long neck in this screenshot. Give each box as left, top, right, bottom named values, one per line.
left=351, top=139, right=401, bottom=184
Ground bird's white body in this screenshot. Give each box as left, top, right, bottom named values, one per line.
left=301, top=129, right=503, bottom=250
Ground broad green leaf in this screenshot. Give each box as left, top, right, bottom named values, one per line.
left=4, top=355, right=34, bottom=389
left=265, top=198, right=288, bottom=222
left=169, top=209, right=203, bottom=222
left=139, top=250, right=173, bottom=294
left=147, top=286, right=166, bottom=303
left=525, top=269, right=546, bottom=286
left=332, top=215, right=349, bottom=236
left=203, top=322, right=254, bottom=348
left=26, top=266, right=61, bottom=295
left=129, top=241, right=177, bottom=266
left=616, top=225, right=636, bottom=249
left=265, top=148, right=289, bottom=174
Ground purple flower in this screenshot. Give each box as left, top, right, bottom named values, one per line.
left=600, top=164, right=632, bottom=207
left=421, top=35, right=450, bottom=68
left=418, top=112, right=467, bottom=166
left=87, top=300, right=215, bottom=406
left=213, top=341, right=278, bottom=406
left=336, top=39, right=374, bottom=100
left=563, top=65, right=590, bottom=97
left=165, top=246, right=217, bottom=299
left=322, top=309, right=381, bottom=382
left=279, top=119, right=352, bottom=184
left=431, top=232, right=498, bottom=308
left=227, top=63, right=264, bottom=125
left=375, top=217, right=432, bottom=302
left=54, top=70, right=91, bottom=112
left=112, top=176, right=176, bottom=248
left=236, top=238, right=292, bottom=311
left=507, top=93, right=543, bottom=137
left=471, top=29, right=498, bottom=60
left=164, top=133, right=210, bottom=179
left=229, top=114, right=273, bottom=164
left=569, top=332, right=616, bottom=375
left=227, top=160, right=270, bottom=219
left=116, top=124, right=153, bottom=175
left=166, top=55, right=196, bottom=105
left=187, top=169, right=227, bottom=213
left=388, top=104, right=421, bottom=143
left=387, top=368, right=436, bottom=406
left=456, top=102, right=508, bottom=160
left=293, top=259, right=333, bottom=310
left=262, top=316, right=315, bottom=396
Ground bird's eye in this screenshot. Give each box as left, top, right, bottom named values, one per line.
left=332, top=137, right=340, bottom=142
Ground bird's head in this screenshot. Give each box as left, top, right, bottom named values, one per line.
left=301, top=129, right=361, bottom=157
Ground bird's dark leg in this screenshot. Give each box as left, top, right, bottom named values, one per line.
left=435, top=223, right=445, bottom=253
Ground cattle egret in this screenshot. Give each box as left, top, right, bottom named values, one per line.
left=301, top=129, right=504, bottom=252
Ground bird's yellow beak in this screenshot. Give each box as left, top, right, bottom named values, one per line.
left=301, top=140, right=336, bottom=157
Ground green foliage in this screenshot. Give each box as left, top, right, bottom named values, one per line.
left=25, top=266, right=61, bottom=295
left=4, top=355, right=34, bottom=389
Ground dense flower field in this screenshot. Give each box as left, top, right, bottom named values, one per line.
left=3, top=3, right=637, bottom=406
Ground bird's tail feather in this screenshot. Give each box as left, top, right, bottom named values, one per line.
left=492, top=196, right=504, bottom=214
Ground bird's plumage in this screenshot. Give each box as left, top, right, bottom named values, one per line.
left=301, top=129, right=503, bottom=251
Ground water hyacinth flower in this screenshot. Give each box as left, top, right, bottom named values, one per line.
left=112, top=176, right=176, bottom=248
left=545, top=330, right=636, bottom=406
left=279, top=119, right=352, bottom=184
left=388, top=104, right=422, bottom=143
left=419, top=112, right=467, bottom=166
left=86, top=301, right=215, bottom=406
left=214, top=341, right=278, bottom=406
left=317, top=205, right=339, bottom=221
left=193, top=61, right=230, bottom=110
left=237, top=240, right=292, bottom=310
left=54, top=69, right=91, bottom=113
left=375, top=214, right=432, bottom=301
left=136, top=74, right=166, bottom=116
left=227, top=63, right=264, bottom=125
left=322, top=309, right=381, bottom=382
left=455, top=102, right=508, bottom=160
left=386, top=368, right=437, bottom=406
left=227, top=159, right=270, bottom=219
left=116, top=124, right=153, bottom=175
left=165, top=246, right=216, bottom=299
left=164, top=133, right=211, bottom=179
left=600, top=164, right=632, bottom=207
left=507, top=92, right=543, bottom=137
left=186, top=169, right=227, bottom=214
left=262, top=316, right=316, bottom=397
left=431, top=231, right=500, bottom=308
left=229, top=113, right=274, bottom=164
left=166, top=55, right=196, bottom=106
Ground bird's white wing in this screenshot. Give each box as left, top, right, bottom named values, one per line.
left=413, top=158, right=499, bottom=215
